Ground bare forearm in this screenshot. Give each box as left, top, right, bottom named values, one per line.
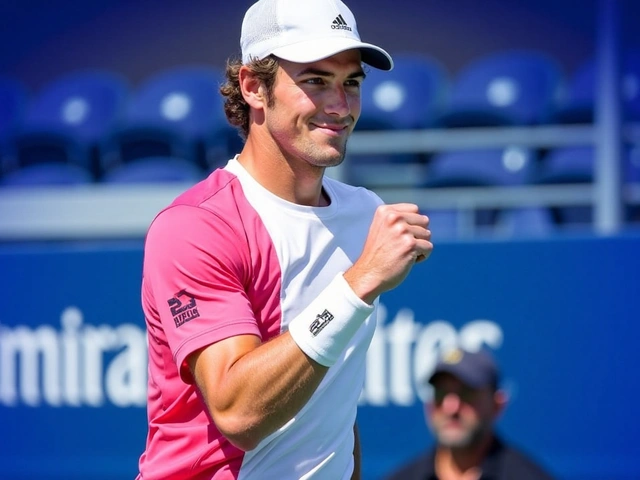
left=190, top=333, right=327, bottom=450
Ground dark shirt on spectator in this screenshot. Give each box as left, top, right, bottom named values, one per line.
left=384, top=436, right=555, bottom=480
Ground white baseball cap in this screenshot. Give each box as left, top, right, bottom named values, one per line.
left=240, top=0, right=394, bottom=71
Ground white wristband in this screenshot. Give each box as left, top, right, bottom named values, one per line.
left=288, top=273, right=374, bottom=367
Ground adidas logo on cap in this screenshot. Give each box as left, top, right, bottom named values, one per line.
left=331, top=14, right=352, bottom=31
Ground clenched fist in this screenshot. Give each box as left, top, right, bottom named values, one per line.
left=344, top=203, right=432, bottom=304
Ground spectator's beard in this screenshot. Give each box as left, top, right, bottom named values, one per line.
left=434, top=417, right=492, bottom=449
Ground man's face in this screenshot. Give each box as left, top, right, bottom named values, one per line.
left=262, top=50, right=364, bottom=168
left=426, top=373, right=501, bottom=449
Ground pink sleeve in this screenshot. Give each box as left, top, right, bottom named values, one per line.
left=143, top=204, right=262, bottom=383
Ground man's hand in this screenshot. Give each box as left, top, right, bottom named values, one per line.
left=345, top=203, right=432, bottom=304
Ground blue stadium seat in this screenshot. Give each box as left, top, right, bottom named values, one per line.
left=535, top=146, right=593, bottom=184
left=435, top=49, right=564, bottom=127
left=0, top=163, right=93, bottom=187
left=424, top=147, right=536, bottom=187
left=628, top=146, right=640, bottom=184
left=423, top=207, right=537, bottom=240
left=347, top=54, right=449, bottom=188
left=0, top=76, right=29, bottom=141
left=357, top=53, right=449, bottom=131
left=534, top=147, right=593, bottom=226
left=101, top=66, right=237, bottom=175
left=101, top=156, right=204, bottom=184
left=345, top=156, right=430, bottom=189
left=629, top=147, right=640, bottom=224
left=0, top=76, right=30, bottom=176
left=5, top=70, right=129, bottom=178
left=537, top=146, right=639, bottom=185
left=423, top=147, right=537, bottom=230
left=534, top=147, right=640, bottom=227
left=423, top=209, right=461, bottom=240
left=553, top=51, right=640, bottom=123
left=495, top=207, right=556, bottom=237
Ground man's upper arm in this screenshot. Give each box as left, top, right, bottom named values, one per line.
left=144, top=205, right=261, bottom=382
left=187, top=334, right=262, bottom=404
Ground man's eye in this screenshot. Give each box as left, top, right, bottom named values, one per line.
left=345, top=80, right=362, bottom=88
left=304, top=78, right=324, bottom=85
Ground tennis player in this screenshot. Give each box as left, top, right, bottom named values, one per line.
left=136, top=0, right=432, bottom=478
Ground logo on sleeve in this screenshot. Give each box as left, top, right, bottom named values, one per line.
left=309, top=309, right=334, bottom=336
left=168, top=290, right=200, bottom=328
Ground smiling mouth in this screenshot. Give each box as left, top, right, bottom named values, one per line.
left=311, top=124, right=350, bottom=137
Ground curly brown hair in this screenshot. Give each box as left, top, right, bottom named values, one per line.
left=220, top=56, right=280, bottom=140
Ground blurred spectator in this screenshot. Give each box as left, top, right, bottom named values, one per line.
left=385, top=347, right=555, bottom=480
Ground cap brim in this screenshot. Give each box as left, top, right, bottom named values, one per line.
left=271, top=37, right=393, bottom=71
left=428, top=366, right=487, bottom=389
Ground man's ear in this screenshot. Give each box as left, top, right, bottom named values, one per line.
left=493, top=388, right=508, bottom=417
left=239, top=66, right=267, bottom=110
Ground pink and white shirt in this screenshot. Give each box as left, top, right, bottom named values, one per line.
left=138, top=157, right=382, bottom=479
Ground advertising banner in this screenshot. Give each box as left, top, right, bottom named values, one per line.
left=1, top=235, right=638, bottom=480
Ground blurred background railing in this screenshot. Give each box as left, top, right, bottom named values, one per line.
left=1, top=0, right=639, bottom=242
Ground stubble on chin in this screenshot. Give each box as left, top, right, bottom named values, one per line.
left=435, top=422, right=486, bottom=449
left=304, top=137, right=348, bottom=168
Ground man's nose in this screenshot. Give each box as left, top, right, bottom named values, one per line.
left=325, top=85, right=351, bottom=117
left=440, top=393, right=462, bottom=413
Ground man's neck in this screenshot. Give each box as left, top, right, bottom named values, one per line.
left=434, top=435, right=494, bottom=480
left=238, top=136, right=327, bottom=207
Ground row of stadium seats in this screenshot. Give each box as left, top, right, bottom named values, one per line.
left=4, top=146, right=635, bottom=234
left=349, top=145, right=640, bottom=188
left=1, top=48, right=639, bottom=186
left=359, top=50, right=640, bottom=130
left=427, top=206, right=570, bottom=240
left=0, top=66, right=242, bottom=183
left=2, top=145, right=638, bottom=191
left=427, top=199, right=640, bottom=238
left=402, top=146, right=640, bottom=233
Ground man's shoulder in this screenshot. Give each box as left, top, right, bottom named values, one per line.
left=145, top=167, right=247, bottom=246
left=499, top=443, right=556, bottom=480
left=170, top=167, right=238, bottom=209
left=383, top=450, right=434, bottom=480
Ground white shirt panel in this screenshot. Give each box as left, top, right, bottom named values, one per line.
left=225, top=158, right=382, bottom=480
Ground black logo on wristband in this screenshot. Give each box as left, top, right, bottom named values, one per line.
left=309, top=309, right=334, bottom=336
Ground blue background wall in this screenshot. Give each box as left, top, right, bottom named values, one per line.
left=1, top=234, right=639, bottom=480
left=3, top=0, right=640, bottom=91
